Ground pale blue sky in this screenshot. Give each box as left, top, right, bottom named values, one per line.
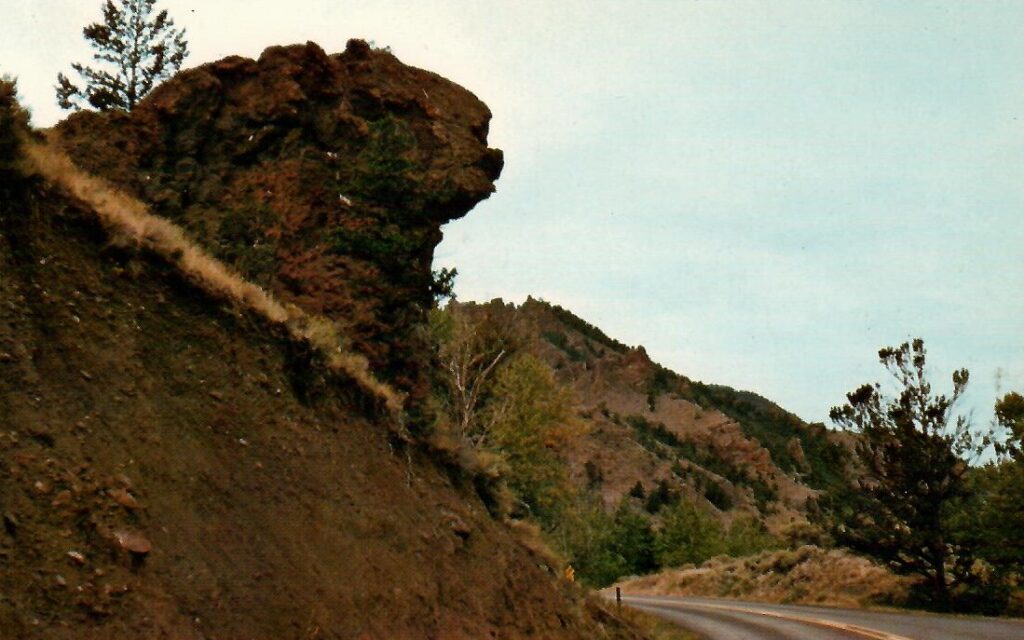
left=3, top=1, right=1022, bottom=424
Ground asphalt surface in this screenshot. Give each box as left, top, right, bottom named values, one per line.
left=618, top=594, right=1024, bottom=640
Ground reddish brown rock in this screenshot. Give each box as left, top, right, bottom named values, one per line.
left=112, top=530, right=152, bottom=555
left=55, top=40, right=503, bottom=408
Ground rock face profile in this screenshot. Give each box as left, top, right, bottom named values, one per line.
left=0, top=48, right=645, bottom=639
left=55, top=39, right=504, bottom=404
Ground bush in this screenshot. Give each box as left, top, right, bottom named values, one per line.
left=628, top=481, right=646, bottom=499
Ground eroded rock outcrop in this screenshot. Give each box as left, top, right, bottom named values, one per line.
left=55, top=40, right=503, bottom=404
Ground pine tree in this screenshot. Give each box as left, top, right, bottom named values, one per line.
left=56, top=0, right=188, bottom=111
left=821, top=339, right=987, bottom=610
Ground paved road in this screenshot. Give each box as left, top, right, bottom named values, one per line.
left=619, top=594, right=1024, bottom=640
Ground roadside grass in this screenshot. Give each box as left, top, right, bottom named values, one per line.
left=616, top=545, right=912, bottom=610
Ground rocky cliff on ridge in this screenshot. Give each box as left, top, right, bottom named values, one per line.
left=53, top=39, right=504, bottom=407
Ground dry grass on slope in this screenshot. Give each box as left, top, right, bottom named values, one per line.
left=24, top=140, right=404, bottom=415
left=616, top=545, right=915, bottom=609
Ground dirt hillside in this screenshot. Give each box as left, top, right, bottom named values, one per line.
left=0, top=49, right=643, bottom=640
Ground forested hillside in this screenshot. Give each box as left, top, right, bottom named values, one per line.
left=428, top=298, right=847, bottom=587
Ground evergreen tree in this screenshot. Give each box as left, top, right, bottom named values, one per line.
left=994, top=391, right=1024, bottom=460
left=1, top=78, right=30, bottom=170
left=971, top=392, right=1024, bottom=581
left=820, top=339, right=987, bottom=610
left=56, top=0, right=188, bottom=111
left=627, top=480, right=646, bottom=500
left=644, top=479, right=678, bottom=513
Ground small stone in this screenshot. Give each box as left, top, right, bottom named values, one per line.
left=55, top=574, right=66, bottom=587
left=79, top=370, right=93, bottom=381
left=113, top=529, right=152, bottom=554
left=447, top=514, right=471, bottom=540
left=34, top=480, right=52, bottom=495
left=108, top=488, right=139, bottom=509
left=3, top=512, right=18, bottom=535
left=67, top=550, right=86, bottom=565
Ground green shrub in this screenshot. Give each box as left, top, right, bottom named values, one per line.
left=216, top=204, right=278, bottom=283
left=350, top=116, right=418, bottom=206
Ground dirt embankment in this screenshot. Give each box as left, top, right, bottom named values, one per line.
left=0, top=54, right=643, bottom=639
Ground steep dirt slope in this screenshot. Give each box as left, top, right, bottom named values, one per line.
left=0, top=68, right=641, bottom=640
left=452, top=299, right=846, bottom=533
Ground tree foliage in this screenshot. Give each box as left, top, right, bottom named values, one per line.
left=654, top=500, right=725, bottom=568
left=56, top=0, right=188, bottom=111
left=820, top=339, right=988, bottom=610
left=967, top=391, right=1024, bottom=592
left=723, top=513, right=779, bottom=557
left=431, top=301, right=517, bottom=445
left=430, top=302, right=586, bottom=525
left=483, top=353, right=581, bottom=522
left=994, top=391, right=1024, bottom=460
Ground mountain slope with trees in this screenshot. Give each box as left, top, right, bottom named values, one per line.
left=429, top=299, right=848, bottom=587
